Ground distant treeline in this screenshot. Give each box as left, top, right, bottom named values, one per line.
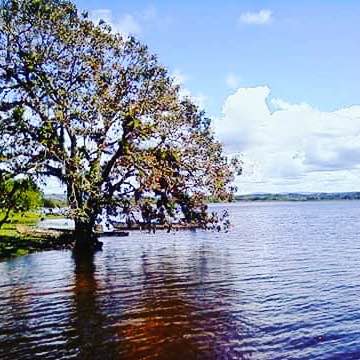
left=234, top=192, right=360, bottom=202
left=46, top=192, right=360, bottom=205
left=43, top=198, right=67, bottom=209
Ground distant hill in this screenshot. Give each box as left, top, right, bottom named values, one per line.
left=44, top=193, right=67, bottom=201
left=43, top=193, right=67, bottom=208
left=234, top=192, right=360, bottom=202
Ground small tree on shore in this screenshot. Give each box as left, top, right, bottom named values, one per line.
left=0, top=0, right=239, bottom=250
left=0, top=173, right=43, bottom=228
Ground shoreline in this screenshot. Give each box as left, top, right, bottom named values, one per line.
left=0, top=216, right=202, bottom=260
left=0, top=213, right=74, bottom=260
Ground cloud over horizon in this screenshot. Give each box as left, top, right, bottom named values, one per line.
left=215, top=86, right=360, bottom=193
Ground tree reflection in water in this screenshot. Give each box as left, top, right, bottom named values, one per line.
left=37, top=241, right=250, bottom=359
left=0, top=242, right=250, bottom=359
left=70, top=251, right=121, bottom=359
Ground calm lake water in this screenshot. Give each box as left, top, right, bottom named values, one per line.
left=1, top=201, right=360, bottom=359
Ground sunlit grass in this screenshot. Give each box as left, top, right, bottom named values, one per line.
left=0, top=211, right=40, bottom=237
left=0, top=211, right=68, bottom=258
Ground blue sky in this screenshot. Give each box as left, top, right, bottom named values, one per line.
left=66, top=0, right=360, bottom=194
left=75, top=0, right=360, bottom=114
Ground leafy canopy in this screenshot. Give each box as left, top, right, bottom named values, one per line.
left=0, top=0, right=239, bottom=233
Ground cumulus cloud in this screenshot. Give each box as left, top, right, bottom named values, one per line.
left=239, top=9, right=273, bottom=25
left=90, top=9, right=141, bottom=36
left=215, top=86, right=360, bottom=193
left=191, top=93, right=208, bottom=109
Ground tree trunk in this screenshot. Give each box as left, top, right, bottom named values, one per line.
left=67, top=180, right=102, bottom=253
left=73, top=219, right=102, bottom=253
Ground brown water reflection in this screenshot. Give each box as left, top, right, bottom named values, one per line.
left=115, top=251, right=240, bottom=359
left=70, top=246, right=247, bottom=359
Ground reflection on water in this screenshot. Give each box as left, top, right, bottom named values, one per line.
left=1, top=202, right=360, bottom=359
left=70, top=252, right=120, bottom=359
left=115, top=250, right=247, bottom=359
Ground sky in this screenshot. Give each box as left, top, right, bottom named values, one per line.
left=64, top=0, right=360, bottom=194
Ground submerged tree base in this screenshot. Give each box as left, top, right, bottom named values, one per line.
left=0, top=216, right=101, bottom=259
left=73, top=235, right=103, bottom=254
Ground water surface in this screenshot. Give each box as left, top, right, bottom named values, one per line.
left=1, top=201, right=360, bottom=359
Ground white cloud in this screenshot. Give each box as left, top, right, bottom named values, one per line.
left=90, top=6, right=168, bottom=37
left=90, top=9, right=141, bottom=36
left=90, top=9, right=112, bottom=23
left=215, top=86, right=360, bottom=193
left=225, top=73, right=241, bottom=89
left=117, top=14, right=141, bottom=35
left=179, top=88, right=207, bottom=109
left=239, top=9, right=273, bottom=25
left=172, top=69, right=188, bottom=86
left=191, top=93, right=208, bottom=109
left=172, top=69, right=207, bottom=108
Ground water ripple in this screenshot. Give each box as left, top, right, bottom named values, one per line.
left=1, top=201, right=360, bottom=358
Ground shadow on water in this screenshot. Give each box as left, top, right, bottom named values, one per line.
left=0, top=276, right=34, bottom=357
left=116, top=253, right=213, bottom=359
left=69, top=251, right=121, bottom=359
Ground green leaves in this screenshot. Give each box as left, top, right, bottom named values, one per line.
left=0, top=175, right=43, bottom=228
left=12, top=106, right=24, bottom=122
left=0, top=0, right=238, bottom=234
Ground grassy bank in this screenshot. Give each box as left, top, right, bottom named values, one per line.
left=0, top=212, right=73, bottom=259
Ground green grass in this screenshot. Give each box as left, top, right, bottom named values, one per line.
left=0, top=212, right=40, bottom=258
left=0, top=211, right=71, bottom=259
left=0, top=211, right=40, bottom=237
left=0, top=211, right=40, bottom=224
left=43, top=213, right=66, bottom=219
left=0, top=211, right=66, bottom=236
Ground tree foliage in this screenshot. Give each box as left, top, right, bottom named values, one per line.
left=0, top=0, right=239, bottom=244
left=0, top=173, right=43, bottom=228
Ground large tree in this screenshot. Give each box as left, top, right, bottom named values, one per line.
left=0, top=0, right=239, bottom=249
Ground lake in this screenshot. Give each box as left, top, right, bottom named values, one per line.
left=1, top=201, right=360, bottom=359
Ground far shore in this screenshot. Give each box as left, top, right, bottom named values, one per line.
left=234, top=192, right=360, bottom=202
